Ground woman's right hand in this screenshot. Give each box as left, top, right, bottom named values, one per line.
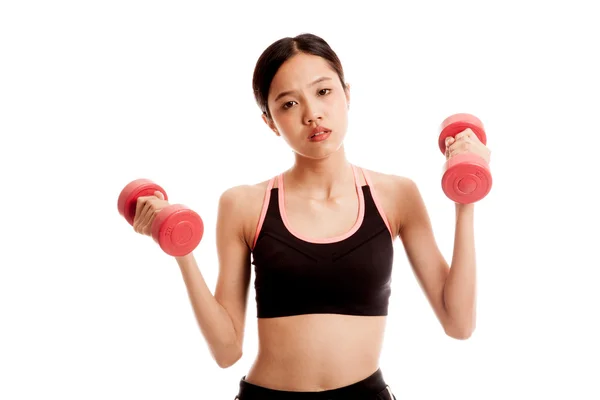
left=133, top=191, right=170, bottom=236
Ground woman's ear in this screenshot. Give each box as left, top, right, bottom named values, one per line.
left=262, top=113, right=280, bottom=136
left=345, top=83, right=351, bottom=108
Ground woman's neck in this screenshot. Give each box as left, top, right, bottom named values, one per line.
left=285, top=146, right=355, bottom=199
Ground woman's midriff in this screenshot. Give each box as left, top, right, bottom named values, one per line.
left=243, top=314, right=387, bottom=391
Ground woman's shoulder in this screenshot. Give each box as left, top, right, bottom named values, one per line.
left=218, top=177, right=273, bottom=214
left=217, top=177, right=276, bottom=246
left=358, top=165, right=418, bottom=195
left=220, top=178, right=271, bottom=203
left=355, top=166, right=422, bottom=236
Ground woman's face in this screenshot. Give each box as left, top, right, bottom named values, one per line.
left=264, top=53, right=350, bottom=159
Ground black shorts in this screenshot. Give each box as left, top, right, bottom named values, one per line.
left=234, top=368, right=396, bottom=399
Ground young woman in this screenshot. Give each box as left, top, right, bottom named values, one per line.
left=132, top=33, right=490, bottom=399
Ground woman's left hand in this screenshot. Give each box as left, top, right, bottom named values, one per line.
left=445, top=128, right=491, bottom=164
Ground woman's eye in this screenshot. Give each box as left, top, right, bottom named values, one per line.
left=319, top=89, right=331, bottom=96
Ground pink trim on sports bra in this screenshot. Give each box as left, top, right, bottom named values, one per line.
left=251, top=177, right=275, bottom=250
left=361, top=168, right=393, bottom=238
left=277, top=164, right=366, bottom=244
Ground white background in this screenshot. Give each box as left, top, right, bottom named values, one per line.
left=1, top=0, right=599, bottom=398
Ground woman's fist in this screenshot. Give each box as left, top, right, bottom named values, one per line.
left=132, top=191, right=170, bottom=236
left=445, top=128, right=491, bottom=164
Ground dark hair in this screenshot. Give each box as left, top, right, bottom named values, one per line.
left=252, top=33, right=347, bottom=120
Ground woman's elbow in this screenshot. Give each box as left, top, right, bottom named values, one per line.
left=215, top=347, right=243, bottom=369
left=445, top=324, right=475, bottom=340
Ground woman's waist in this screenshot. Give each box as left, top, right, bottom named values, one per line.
left=246, top=314, right=386, bottom=391
left=257, top=313, right=386, bottom=353
left=245, top=355, right=382, bottom=392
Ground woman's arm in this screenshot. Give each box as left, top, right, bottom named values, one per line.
left=175, top=185, right=253, bottom=367
left=442, top=203, right=477, bottom=338
left=397, top=179, right=476, bottom=339
left=397, top=128, right=488, bottom=339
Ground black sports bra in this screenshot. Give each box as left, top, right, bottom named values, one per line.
left=250, top=165, right=394, bottom=318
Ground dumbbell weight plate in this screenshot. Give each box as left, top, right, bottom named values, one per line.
left=152, top=204, right=204, bottom=257
left=442, top=152, right=492, bottom=204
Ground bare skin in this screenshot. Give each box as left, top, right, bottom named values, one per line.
left=239, top=157, right=404, bottom=391
left=131, top=51, right=489, bottom=391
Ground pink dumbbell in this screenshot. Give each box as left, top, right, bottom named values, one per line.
left=118, top=179, right=204, bottom=257
left=438, top=113, right=492, bottom=204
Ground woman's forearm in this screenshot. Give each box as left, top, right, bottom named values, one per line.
left=175, top=254, right=241, bottom=367
left=443, top=203, right=477, bottom=338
